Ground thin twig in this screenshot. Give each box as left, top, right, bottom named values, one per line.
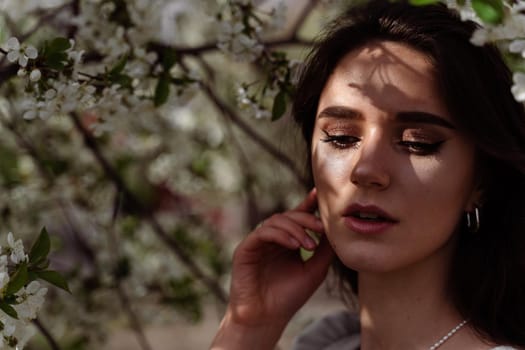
left=198, top=81, right=309, bottom=187
left=33, top=318, right=61, bottom=350
left=0, top=118, right=55, bottom=186
left=0, top=0, right=319, bottom=82
left=287, top=0, right=320, bottom=37
left=60, top=200, right=153, bottom=350
left=0, top=64, right=18, bottom=84
left=190, top=57, right=262, bottom=226
left=19, top=1, right=75, bottom=42
left=108, top=191, right=153, bottom=350
left=115, top=283, right=153, bottom=350
left=146, top=214, right=228, bottom=303
left=68, top=112, right=228, bottom=303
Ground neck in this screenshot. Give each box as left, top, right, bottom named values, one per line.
left=357, top=244, right=463, bottom=350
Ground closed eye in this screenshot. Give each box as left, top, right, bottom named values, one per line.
left=321, top=130, right=360, bottom=150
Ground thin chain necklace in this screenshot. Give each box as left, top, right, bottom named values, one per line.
left=428, top=320, right=468, bottom=350
left=356, top=319, right=469, bottom=350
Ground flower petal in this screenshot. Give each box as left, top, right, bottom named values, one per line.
left=6, top=50, right=19, bottom=62
left=6, top=37, right=20, bottom=50
left=25, top=46, right=38, bottom=59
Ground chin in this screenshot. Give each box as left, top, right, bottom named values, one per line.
left=333, top=244, right=403, bottom=274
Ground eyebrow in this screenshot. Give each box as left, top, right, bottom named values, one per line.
left=317, top=106, right=363, bottom=120
left=317, top=106, right=455, bottom=129
left=397, top=111, right=455, bottom=129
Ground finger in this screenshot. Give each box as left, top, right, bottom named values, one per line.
left=294, top=188, right=318, bottom=213
left=282, top=211, right=324, bottom=234
left=242, top=225, right=302, bottom=254
left=263, top=213, right=319, bottom=250
left=304, top=236, right=335, bottom=279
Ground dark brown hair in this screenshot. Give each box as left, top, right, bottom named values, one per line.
left=292, top=0, right=525, bottom=346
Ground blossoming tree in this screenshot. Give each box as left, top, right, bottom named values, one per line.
left=0, top=0, right=524, bottom=348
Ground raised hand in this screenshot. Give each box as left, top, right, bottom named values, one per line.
left=211, top=189, right=334, bottom=350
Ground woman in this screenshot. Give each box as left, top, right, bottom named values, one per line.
left=211, top=1, right=525, bottom=349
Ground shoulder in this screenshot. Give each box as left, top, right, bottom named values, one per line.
left=291, top=310, right=360, bottom=350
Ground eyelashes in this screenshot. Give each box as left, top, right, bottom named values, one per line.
left=320, top=129, right=445, bottom=155
left=398, top=140, right=445, bottom=155
left=321, top=130, right=359, bottom=149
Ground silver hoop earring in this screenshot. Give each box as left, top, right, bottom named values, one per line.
left=466, top=207, right=480, bottom=233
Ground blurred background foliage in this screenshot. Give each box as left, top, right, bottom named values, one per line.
left=0, top=0, right=350, bottom=348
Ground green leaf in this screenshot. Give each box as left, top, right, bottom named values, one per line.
left=272, top=90, right=287, bottom=121
left=154, top=75, right=170, bottom=107
left=409, top=0, right=440, bottom=5
left=471, top=0, right=504, bottom=24
left=190, top=155, right=210, bottom=178
left=27, top=271, right=38, bottom=283
left=5, top=263, right=28, bottom=295
left=41, top=157, right=69, bottom=176
left=112, top=74, right=132, bottom=89
left=173, top=227, right=198, bottom=253
left=161, top=48, right=177, bottom=71
left=110, top=55, right=128, bottom=75
left=45, top=52, right=68, bottom=70
left=29, top=227, right=51, bottom=266
left=0, top=302, right=18, bottom=319
left=49, top=37, right=71, bottom=52
left=0, top=143, right=20, bottom=188
left=113, top=257, right=131, bottom=279
left=36, top=270, right=71, bottom=293
left=299, top=229, right=320, bottom=262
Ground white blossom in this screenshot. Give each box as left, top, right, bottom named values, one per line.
left=268, top=1, right=288, bottom=31
left=5, top=38, right=38, bottom=68
left=29, top=69, right=41, bottom=82
left=21, top=99, right=52, bottom=120
left=15, top=281, right=48, bottom=320
left=0, top=256, right=9, bottom=291
left=446, top=0, right=480, bottom=23
left=509, top=39, right=525, bottom=58
left=0, top=232, right=49, bottom=349
left=7, top=233, right=27, bottom=264
left=236, top=84, right=271, bottom=119
left=470, top=27, right=489, bottom=46
left=512, top=72, right=525, bottom=101
left=218, top=23, right=264, bottom=61
left=217, top=14, right=264, bottom=61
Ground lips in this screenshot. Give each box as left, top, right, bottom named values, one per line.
left=343, top=204, right=398, bottom=234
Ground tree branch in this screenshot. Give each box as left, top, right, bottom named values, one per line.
left=33, top=318, right=61, bottom=350
left=287, top=0, right=320, bottom=37
left=19, top=1, right=76, bottom=42
left=68, top=112, right=228, bottom=304
left=108, top=191, right=153, bottom=350
left=115, top=280, right=153, bottom=350
left=198, top=80, right=309, bottom=188
left=0, top=118, right=55, bottom=186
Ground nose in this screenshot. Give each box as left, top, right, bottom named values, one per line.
left=350, top=130, right=391, bottom=190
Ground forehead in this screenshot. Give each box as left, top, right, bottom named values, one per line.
left=319, top=40, right=449, bottom=119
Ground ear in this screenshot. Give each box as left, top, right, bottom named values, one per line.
left=465, top=185, right=484, bottom=212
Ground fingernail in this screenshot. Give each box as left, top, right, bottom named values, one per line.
left=304, top=236, right=317, bottom=249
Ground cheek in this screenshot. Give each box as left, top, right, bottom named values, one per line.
left=312, top=149, right=350, bottom=186
left=408, top=152, right=476, bottom=206
left=311, top=145, right=353, bottom=222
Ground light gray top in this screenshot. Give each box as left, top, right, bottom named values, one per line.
left=292, top=310, right=519, bottom=350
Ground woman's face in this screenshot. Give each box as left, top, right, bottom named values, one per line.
left=311, top=41, right=479, bottom=273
